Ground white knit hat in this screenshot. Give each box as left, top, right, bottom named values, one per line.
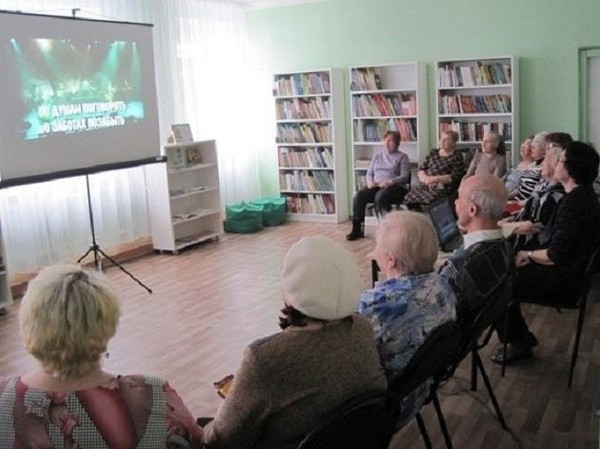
left=281, top=236, right=364, bottom=320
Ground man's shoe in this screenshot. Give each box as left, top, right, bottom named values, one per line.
left=346, top=230, right=364, bottom=241
left=491, top=344, right=533, bottom=365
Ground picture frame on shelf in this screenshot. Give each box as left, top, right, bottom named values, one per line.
left=171, top=123, right=194, bottom=143
left=170, top=148, right=186, bottom=169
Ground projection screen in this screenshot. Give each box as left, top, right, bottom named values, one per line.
left=0, top=10, right=162, bottom=187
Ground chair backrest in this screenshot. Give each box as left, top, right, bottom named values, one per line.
left=297, top=389, right=400, bottom=449
left=443, top=274, right=514, bottom=377
left=389, top=320, right=463, bottom=399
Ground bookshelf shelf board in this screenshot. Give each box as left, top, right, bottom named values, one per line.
left=276, top=118, right=331, bottom=124
left=172, top=208, right=221, bottom=225
left=169, top=186, right=218, bottom=200
left=353, top=115, right=418, bottom=120
left=279, top=166, right=333, bottom=170
left=438, top=83, right=512, bottom=91
left=167, top=162, right=217, bottom=175
left=276, top=142, right=333, bottom=147
left=438, top=113, right=512, bottom=118
left=274, top=93, right=330, bottom=100
left=351, top=88, right=417, bottom=95
left=174, top=231, right=220, bottom=251
left=280, top=189, right=335, bottom=194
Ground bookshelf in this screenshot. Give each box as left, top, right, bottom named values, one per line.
left=349, top=62, right=428, bottom=223
left=436, top=55, right=519, bottom=166
left=145, top=140, right=222, bottom=253
left=274, top=68, right=348, bottom=223
left=0, top=221, right=11, bottom=310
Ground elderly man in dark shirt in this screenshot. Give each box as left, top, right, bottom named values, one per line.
left=439, top=174, right=514, bottom=332
left=492, top=141, right=600, bottom=364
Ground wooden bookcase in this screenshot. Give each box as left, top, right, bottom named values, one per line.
left=349, top=62, right=428, bottom=223
left=274, top=68, right=348, bottom=223
left=145, top=140, right=222, bottom=253
left=436, top=55, right=519, bottom=166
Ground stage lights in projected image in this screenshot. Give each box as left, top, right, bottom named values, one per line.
left=9, top=37, right=145, bottom=141
left=0, top=11, right=160, bottom=186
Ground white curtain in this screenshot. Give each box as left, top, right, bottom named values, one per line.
left=0, top=0, right=268, bottom=276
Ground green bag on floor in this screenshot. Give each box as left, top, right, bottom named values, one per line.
left=249, top=197, right=287, bottom=226
left=224, top=202, right=264, bottom=233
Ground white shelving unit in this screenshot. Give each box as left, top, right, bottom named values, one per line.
left=274, top=68, right=348, bottom=223
left=145, top=140, right=222, bottom=253
left=0, top=220, right=11, bottom=310
left=349, top=62, right=428, bottom=223
left=436, top=55, right=519, bottom=166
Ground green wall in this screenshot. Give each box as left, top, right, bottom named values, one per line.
left=247, top=0, right=600, bottom=194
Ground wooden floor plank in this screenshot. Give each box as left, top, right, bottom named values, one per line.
left=0, top=221, right=599, bottom=448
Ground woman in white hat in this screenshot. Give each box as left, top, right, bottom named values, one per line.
left=204, top=236, right=386, bottom=449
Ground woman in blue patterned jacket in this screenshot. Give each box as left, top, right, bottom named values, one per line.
left=358, top=210, right=456, bottom=428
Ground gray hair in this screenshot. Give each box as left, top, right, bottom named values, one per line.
left=532, top=131, right=550, bottom=148
left=463, top=175, right=507, bottom=220
left=376, top=211, right=439, bottom=275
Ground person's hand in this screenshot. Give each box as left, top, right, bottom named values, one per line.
left=515, top=250, right=532, bottom=267
left=379, top=180, right=393, bottom=188
left=417, top=171, right=429, bottom=184
left=513, top=222, right=540, bottom=236
left=366, top=181, right=376, bottom=189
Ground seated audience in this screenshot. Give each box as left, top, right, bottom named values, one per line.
left=204, top=236, right=386, bottom=449
left=501, top=133, right=572, bottom=251
left=493, top=141, right=600, bottom=364
left=0, top=265, right=203, bottom=448
left=505, top=136, right=535, bottom=198
left=463, top=131, right=507, bottom=179
left=404, top=130, right=465, bottom=210
left=358, top=211, right=456, bottom=427
left=347, top=130, right=410, bottom=241
left=439, top=174, right=514, bottom=330
left=509, top=131, right=548, bottom=203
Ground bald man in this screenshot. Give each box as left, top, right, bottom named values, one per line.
left=439, top=174, right=515, bottom=332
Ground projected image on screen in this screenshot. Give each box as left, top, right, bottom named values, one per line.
left=9, top=38, right=144, bottom=140
left=0, top=11, right=161, bottom=186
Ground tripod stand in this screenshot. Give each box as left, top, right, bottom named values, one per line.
left=77, top=174, right=152, bottom=293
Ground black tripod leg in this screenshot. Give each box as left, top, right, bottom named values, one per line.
left=95, top=247, right=153, bottom=294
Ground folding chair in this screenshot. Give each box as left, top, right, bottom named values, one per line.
left=389, top=320, right=463, bottom=449
left=297, top=388, right=400, bottom=449
left=501, top=248, right=599, bottom=387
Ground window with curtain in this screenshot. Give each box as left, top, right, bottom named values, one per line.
left=0, top=0, right=269, bottom=279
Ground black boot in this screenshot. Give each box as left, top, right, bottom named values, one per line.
left=346, top=220, right=364, bottom=241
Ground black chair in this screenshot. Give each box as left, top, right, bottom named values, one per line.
left=297, top=388, right=400, bottom=449
left=455, top=278, right=514, bottom=430
left=389, top=320, right=463, bottom=449
left=501, top=248, right=599, bottom=387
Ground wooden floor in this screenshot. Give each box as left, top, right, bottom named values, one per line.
left=0, top=221, right=599, bottom=448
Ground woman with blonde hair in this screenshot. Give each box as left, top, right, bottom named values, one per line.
left=0, top=264, right=203, bottom=448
